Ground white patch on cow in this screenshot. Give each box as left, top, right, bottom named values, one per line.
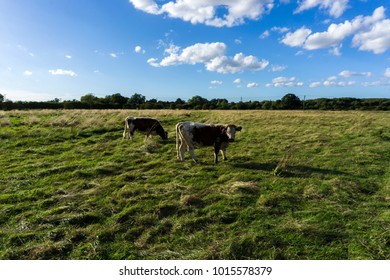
left=176, top=122, right=198, bottom=162
left=123, top=117, right=138, bottom=140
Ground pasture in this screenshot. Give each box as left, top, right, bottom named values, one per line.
left=0, top=109, right=389, bottom=260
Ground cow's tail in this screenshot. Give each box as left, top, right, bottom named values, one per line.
left=123, top=117, right=129, bottom=139
left=175, top=122, right=182, bottom=159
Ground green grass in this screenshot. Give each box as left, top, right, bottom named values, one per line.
left=0, top=109, right=389, bottom=259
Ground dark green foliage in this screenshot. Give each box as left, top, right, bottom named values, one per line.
left=1, top=93, right=389, bottom=110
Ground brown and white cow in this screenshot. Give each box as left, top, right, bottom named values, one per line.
left=176, top=122, right=242, bottom=164
left=123, top=117, right=168, bottom=140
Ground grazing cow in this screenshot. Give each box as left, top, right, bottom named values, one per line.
left=176, top=122, right=242, bottom=164
left=123, top=117, right=168, bottom=140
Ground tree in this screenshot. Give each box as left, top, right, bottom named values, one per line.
left=105, top=93, right=128, bottom=108
left=80, top=93, right=99, bottom=108
left=281, top=93, right=301, bottom=109
left=127, top=93, right=146, bottom=109
left=0, top=93, right=4, bottom=103
left=188, top=95, right=209, bottom=109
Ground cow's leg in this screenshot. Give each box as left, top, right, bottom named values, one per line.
left=220, top=149, right=227, bottom=161
left=123, top=122, right=129, bottom=139
left=220, top=142, right=229, bottom=160
left=129, top=128, right=135, bottom=140
left=186, top=144, right=199, bottom=163
left=214, top=145, right=220, bottom=164
left=178, top=142, right=186, bottom=161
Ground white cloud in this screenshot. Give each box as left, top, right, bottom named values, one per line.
left=310, top=75, right=357, bottom=87
left=281, top=27, right=312, bottom=47
left=147, top=58, right=160, bottom=67
left=48, top=69, right=77, bottom=77
left=135, top=45, right=146, bottom=54
left=247, top=82, right=259, bottom=88
left=211, top=80, right=223, bottom=85
left=148, top=42, right=269, bottom=74
left=271, top=26, right=289, bottom=33
left=282, top=6, right=390, bottom=54
left=259, top=30, right=270, bottom=39
left=339, top=70, right=372, bottom=78
left=233, top=78, right=242, bottom=84
left=352, top=19, right=390, bottom=54
left=261, top=27, right=289, bottom=40
left=206, top=52, right=269, bottom=74
left=271, top=65, right=287, bottom=72
left=23, top=70, right=33, bottom=76
left=384, top=68, right=390, bottom=78
left=329, top=44, right=342, bottom=56
left=295, top=0, right=349, bottom=18
left=362, top=81, right=390, bottom=87
left=266, top=76, right=303, bottom=87
left=110, top=53, right=118, bottom=58
left=129, top=0, right=160, bottom=14
left=309, top=82, right=322, bottom=88
left=65, top=55, right=72, bottom=59
left=129, top=0, right=274, bottom=27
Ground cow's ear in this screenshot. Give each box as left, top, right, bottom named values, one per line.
left=236, top=126, right=242, bottom=131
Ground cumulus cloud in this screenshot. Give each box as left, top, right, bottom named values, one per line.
left=309, top=81, right=322, bottom=88
left=23, top=70, right=33, bottom=76
left=130, top=0, right=160, bottom=14
left=259, top=30, right=270, bottom=39
left=211, top=80, right=223, bottom=85
left=261, top=27, right=289, bottom=40
left=362, top=81, right=390, bottom=87
left=271, top=65, right=287, bottom=72
left=339, top=70, right=372, bottom=78
left=295, top=0, right=349, bottom=18
left=247, top=82, right=259, bottom=88
left=148, top=42, right=269, bottom=74
left=271, top=26, right=289, bottom=33
left=281, top=27, right=312, bottom=47
left=135, top=45, right=146, bottom=54
left=282, top=6, right=390, bottom=54
left=48, top=69, right=77, bottom=77
left=352, top=18, right=390, bottom=54
left=266, top=76, right=303, bottom=87
left=329, top=44, right=342, bottom=56
left=206, top=52, right=269, bottom=74
left=385, top=68, right=390, bottom=78
left=310, top=75, right=356, bottom=87
left=147, top=58, right=160, bottom=67
left=234, top=78, right=243, bottom=87
left=128, top=0, right=274, bottom=27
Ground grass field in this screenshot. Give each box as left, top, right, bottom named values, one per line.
left=0, top=109, right=389, bottom=260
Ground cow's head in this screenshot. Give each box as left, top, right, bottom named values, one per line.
left=225, top=125, right=242, bottom=142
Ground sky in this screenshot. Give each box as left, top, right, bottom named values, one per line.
left=0, top=0, right=389, bottom=102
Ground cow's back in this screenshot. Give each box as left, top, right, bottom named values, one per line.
left=192, top=125, right=224, bottom=146
left=131, top=117, right=159, bottom=132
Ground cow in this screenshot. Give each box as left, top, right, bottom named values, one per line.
left=176, top=122, right=242, bottom=164
left=123, top=117, right=168, bottom=140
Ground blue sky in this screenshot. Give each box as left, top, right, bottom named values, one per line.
left=0, top=0, right=389, bottom=102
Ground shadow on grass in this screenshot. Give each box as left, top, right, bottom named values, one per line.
left=232, top=161, right=349, bottom=178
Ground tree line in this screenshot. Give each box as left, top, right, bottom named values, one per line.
left=0, top=92, right=389, bottom=111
